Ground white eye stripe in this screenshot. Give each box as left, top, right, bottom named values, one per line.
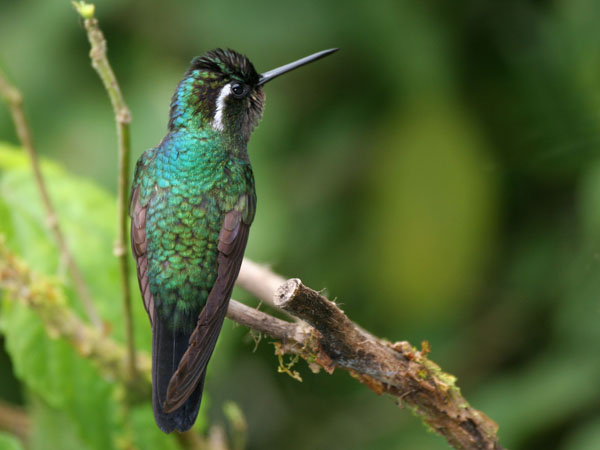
left=212, top=83, right=232, bottom=132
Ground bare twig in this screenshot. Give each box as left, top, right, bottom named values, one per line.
left=274, top=278, right=503, bottom=450
left=0, top=70, right=102, bottom=329
left=226, top=299, right=309, bottom=343
left=0, top=400, right=29, bottom=443
left=73, top=1, right=136, bottom=379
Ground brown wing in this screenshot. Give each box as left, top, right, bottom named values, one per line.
left=130, top=185, right=156, bottom=326
left=162, top=195, right=253, bottom=413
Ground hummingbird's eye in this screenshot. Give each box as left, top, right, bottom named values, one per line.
left=231, top=83, right=246, bottom=98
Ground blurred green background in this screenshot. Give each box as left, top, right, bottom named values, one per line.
left=1, top=0, right=600, bottom=449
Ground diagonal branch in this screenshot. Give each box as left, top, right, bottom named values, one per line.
left=274, top=279, right=503, bottom=450
left=0, top=69, right=102, bottom=329
left=72, top=1, right=136, bottom=379
left=235, top=261, right=504, bottom=449
left=230, top=271, right=503, bottom=449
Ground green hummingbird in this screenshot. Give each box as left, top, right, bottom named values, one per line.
left=130, top=48, right=337, bottom=433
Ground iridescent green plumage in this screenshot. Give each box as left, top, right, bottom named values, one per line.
left=133, top=131, right=255, bottom=334
left=130, top=47, right=337, bottom=434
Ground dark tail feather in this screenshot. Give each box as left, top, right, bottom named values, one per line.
left=152, top=316, right=205, bottom=433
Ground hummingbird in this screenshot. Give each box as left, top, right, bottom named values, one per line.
left=130, top=47, right=337, bottom=433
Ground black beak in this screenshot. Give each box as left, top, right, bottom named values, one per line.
left=258, top=48, right=338, bottom=86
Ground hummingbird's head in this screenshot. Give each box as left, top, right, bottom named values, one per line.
left=169, top=49, right=263, bottom=141
left=169, top=48, right=338, bottom=143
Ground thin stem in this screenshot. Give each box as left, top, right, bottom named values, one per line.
left=73, top=2, right=136, bottom=379
left=0, top=69, right=102, bottom=328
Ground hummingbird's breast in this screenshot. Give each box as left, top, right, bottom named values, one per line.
left=143, top=135, right=253, bottom=332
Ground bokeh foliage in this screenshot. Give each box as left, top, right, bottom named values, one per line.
left=1, top=0, right=600, bottom=449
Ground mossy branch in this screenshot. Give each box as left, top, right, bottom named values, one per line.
left=276, top=279, right=503, bottom=450
left=229, top=270, right=503, bottom=449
